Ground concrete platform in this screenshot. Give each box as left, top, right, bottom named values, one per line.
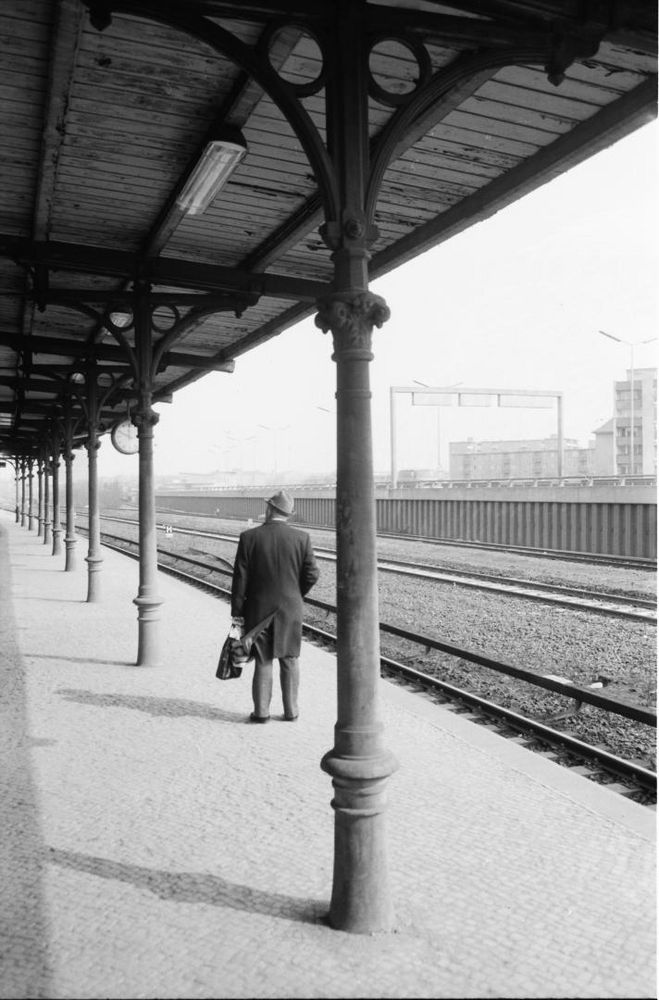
left=1, top=512, right=655, bottom=1000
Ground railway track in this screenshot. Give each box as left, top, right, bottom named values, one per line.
left=85, top=526, right=657, bottom=805
left=149, top=504, right=657, bottom=572
left=89, top=514, right=657, bottom=624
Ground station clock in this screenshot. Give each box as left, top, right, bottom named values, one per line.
left=110, top=419, right=139, bottom=455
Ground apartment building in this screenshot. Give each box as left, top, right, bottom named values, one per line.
left=448, top=436, right=593, bottom=480
left=612, top=367, right=657, bottom=475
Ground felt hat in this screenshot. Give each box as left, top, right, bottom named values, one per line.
left=267, top=489, right=295, bottom=516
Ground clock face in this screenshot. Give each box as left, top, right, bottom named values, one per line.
left=111, top=419, right=139, bottom=455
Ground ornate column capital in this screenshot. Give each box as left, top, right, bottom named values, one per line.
left=132, top=406, right=160, bottom=432
left=315, top=291, right=390, bottom=360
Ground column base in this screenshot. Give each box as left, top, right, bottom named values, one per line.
left=321, top=747, right=399, bottom=934
left=85, top=554, right=103, bottom=602
left=52, top=528, right=63, bottom=556
left=133, top=594, right=163, bottom=666
left=64, top=536, right=77, bottom=571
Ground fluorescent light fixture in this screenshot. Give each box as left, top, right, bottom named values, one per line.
left=176, top=131, right=247, bottom=216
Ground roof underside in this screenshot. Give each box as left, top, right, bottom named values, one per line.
left=0, top=0, right=656, bottom=455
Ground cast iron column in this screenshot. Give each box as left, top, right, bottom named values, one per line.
left=133, top=289, right=162, bottom=666
left=85, top=375, right=103, bottom=602
left=64, top=449, right=76, bottom=571
left=314, top=1, right=398, bottom=934
left=20, top=458, right=26, bottom=526
left=13, top=461, right=19, bottom=522
left=51, top=442, right=62, bottom=557
left=317, top=289, right=396, bottom=933
left=43, top=459, right=51, bottom=545
left=27, top=459, right=35, bottom=529
left=37, top=458, right=44, bottom=536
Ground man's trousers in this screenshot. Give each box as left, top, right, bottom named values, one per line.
left=252, top=654, right=299, bottom=719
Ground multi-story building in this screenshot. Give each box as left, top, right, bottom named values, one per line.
left=612, top=367, right=657, bottom=476
left=449, top=436, right=593, bottom=481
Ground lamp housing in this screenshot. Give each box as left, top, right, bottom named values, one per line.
left=176, top=130, right=247, bottom=216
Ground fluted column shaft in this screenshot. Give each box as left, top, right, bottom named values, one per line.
left=43, top=463, right=51, bottom=545
left=132, top=290, right=162, bottom=666
left=85, top=437, right=102, bottom=601
left=37, top=460, right=44, bottom=536
left=64, top=451, right=77, bottom=571
left=27, top=460, right=35, bottom=530
left=51, top=456, right=62, bottom=556
left=14, top=464, right=20, bottom=522
left=20, top=460, right=26, bottom=527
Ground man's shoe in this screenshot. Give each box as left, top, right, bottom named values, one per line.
left=283, top=714, right=298, bottom=721
left=249, top=713, right=270, bottom=723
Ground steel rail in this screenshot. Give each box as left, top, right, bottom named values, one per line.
left=88, top=514, right=657, bottom=624
left=88, top=527, right=656, bottom=729
left=90, top=528, right=655, bottom=795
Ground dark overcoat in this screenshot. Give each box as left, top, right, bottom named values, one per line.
left=230, top=520, right=319, bottom=658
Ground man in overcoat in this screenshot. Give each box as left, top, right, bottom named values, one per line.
left=230, top=489, right=319, bottom=722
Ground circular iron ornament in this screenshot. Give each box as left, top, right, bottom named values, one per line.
left=107, top=309, right=134, bottom=334
left=110, top=419, right=139, bottom=455
left=367, top=35, right=431, bottom=107
left=260, top=22, right=326, bottom=98
left=151, top=303, right=181, bottom=334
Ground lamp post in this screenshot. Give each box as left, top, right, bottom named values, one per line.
left=258, top=423, right=289, bottom=481
left=598, top=331, right=657, bottom=475
left=412, top=380, right=463, bottom=473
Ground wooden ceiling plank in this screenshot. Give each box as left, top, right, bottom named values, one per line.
left=371, top=77, right=657, bottom=279
left=496, top=63, right=645, bottom=100
left=479, top=79, right=614, bottom=117
left=444, top=108, right=562, bottom=145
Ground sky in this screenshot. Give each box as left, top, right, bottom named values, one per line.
left=8, top=117, right=657, bottom=487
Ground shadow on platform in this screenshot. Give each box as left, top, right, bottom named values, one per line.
left=28, top=654, right=135, bottom=667
left=47, top=847, right=328, bottom=926
left=57, top=688, right=246, bottom=724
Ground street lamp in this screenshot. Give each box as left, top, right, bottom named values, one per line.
left=598, top=331, right=657, bottom=475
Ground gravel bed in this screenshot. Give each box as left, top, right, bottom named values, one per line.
left=151, top=507, right=656, bottom=600
left=96, top=509, right=657, bottom=772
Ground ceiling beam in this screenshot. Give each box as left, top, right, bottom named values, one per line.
left=0, top=333, right=236, bottom=372
left=0, top=237, right=329, bottom=301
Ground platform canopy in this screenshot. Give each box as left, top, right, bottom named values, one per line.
left=0, top=0, right=656, bottom=456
